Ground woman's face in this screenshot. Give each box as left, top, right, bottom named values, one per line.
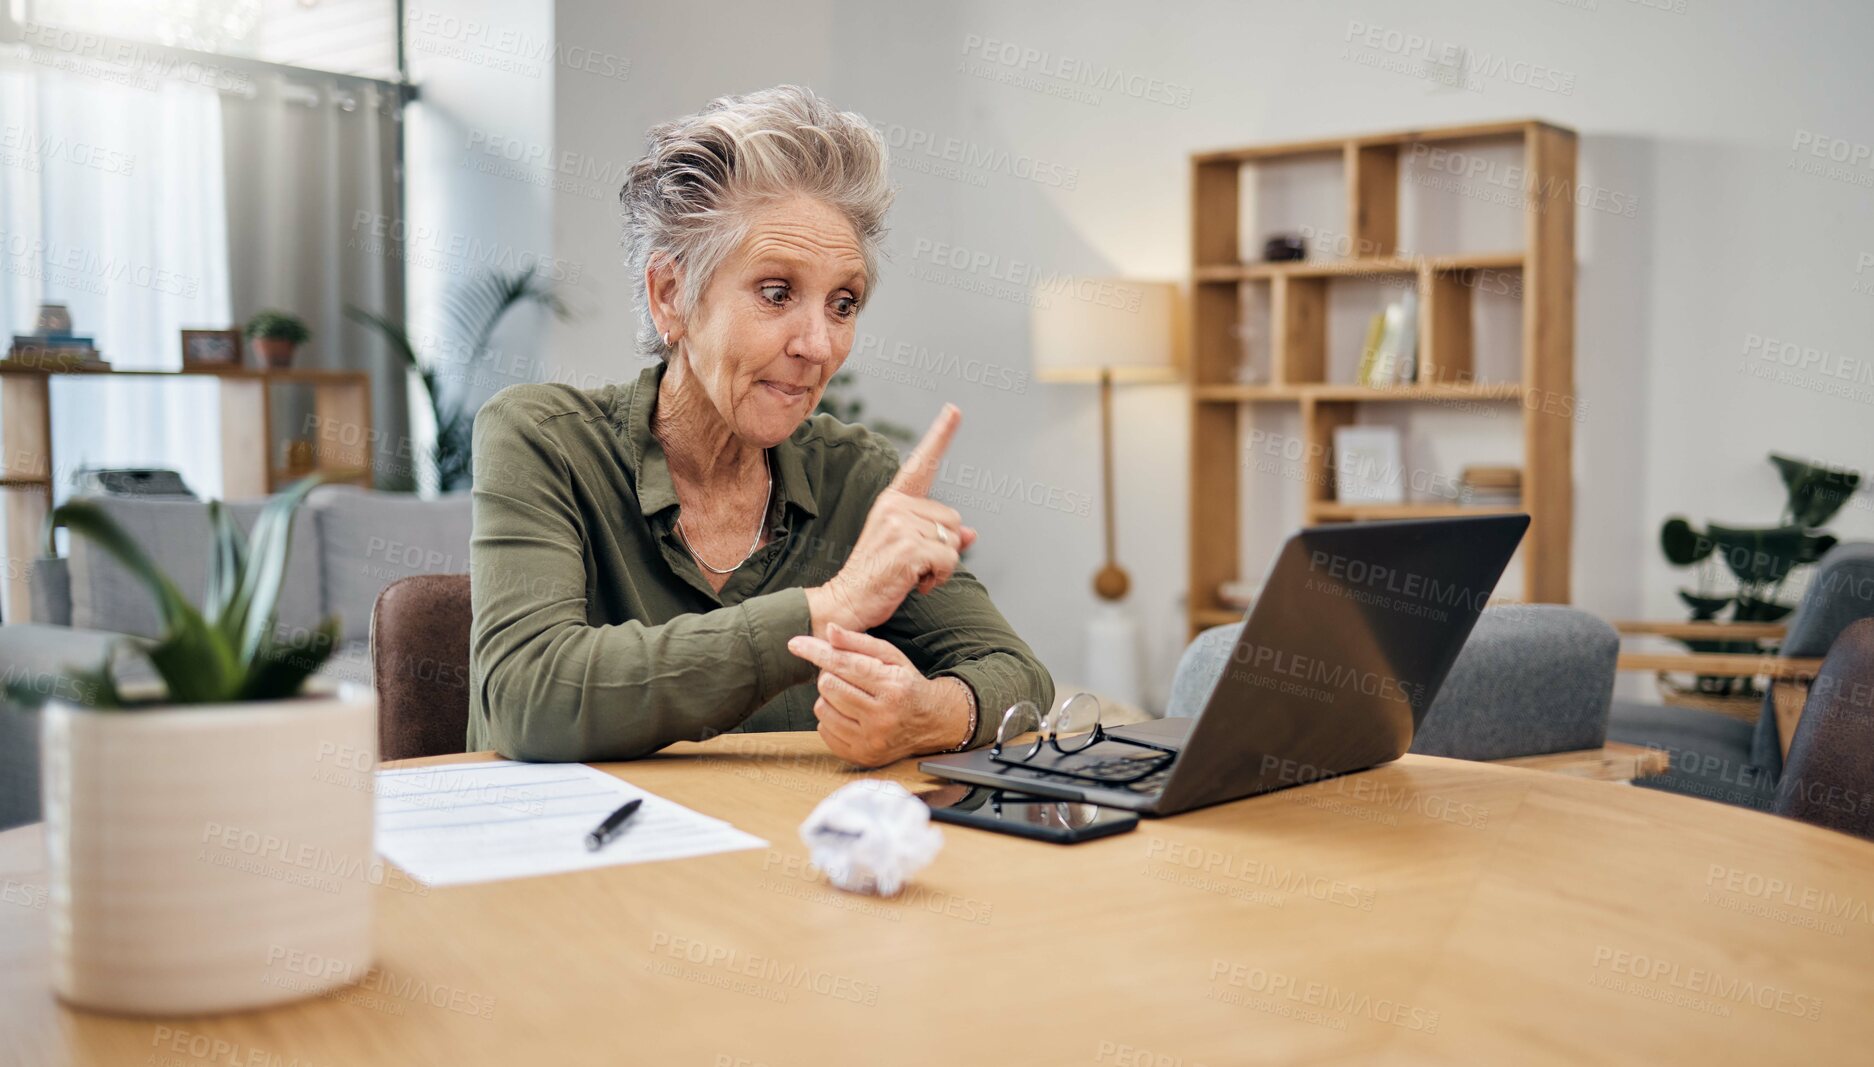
left=674, top=196, right=867, bottom=447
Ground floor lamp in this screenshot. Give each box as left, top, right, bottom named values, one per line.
left=1031, top=280, right=1180, bottom=708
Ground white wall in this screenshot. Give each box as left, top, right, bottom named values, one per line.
left=537, top=0, right=1874, bottom=708
left=403, top=0, right=558, bottom=490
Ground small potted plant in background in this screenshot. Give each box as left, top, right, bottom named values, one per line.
left=245, top=309, right=312, bottom=369
left=13, top=478, right=377, bottom=1015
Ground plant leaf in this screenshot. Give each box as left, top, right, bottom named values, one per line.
left=231, top=475, right=327, bottom=664
left=344, top=304, right=421, bottom=371
left=202, top=500, right=246, bottom=628
left=240, top=616, right=340, bottom=700
left=145, top=608, right=243, bottom=704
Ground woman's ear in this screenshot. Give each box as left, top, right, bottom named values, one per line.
left=645, top=255, right=684, bottom=343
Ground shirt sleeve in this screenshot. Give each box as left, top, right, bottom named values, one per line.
left=467, top=396, right=818, bottom=762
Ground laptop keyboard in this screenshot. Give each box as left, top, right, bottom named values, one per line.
left=1071, top=755, right=1175, bottom=793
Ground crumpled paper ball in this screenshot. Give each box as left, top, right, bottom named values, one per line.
left=798, top=779, right=944, bottom=897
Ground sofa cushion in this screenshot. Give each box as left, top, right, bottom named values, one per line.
left=312, top=488, right=472, bottom=644
left=68, top=496, right=324, bottom=640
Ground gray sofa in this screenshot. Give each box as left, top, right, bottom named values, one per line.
left=0, top=487, right=471, bottom=829
left=1165, top=605, right=1620, bottom=760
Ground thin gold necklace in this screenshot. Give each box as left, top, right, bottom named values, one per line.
left=675, top=460, right=773, bottom=575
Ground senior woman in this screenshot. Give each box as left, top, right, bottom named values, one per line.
left=466, top=85, right=1053, bottom=767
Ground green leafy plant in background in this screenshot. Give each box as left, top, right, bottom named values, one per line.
left=347, top=269, right=572, bottom=492
left=5, top=478, right=337, bottom=709
left=1658, top=452, right=1861, bottom=696
left=244, top=309, right=312, bottom=345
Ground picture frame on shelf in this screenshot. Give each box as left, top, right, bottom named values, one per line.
left=1333, top=426, right=1405, bottom=504
left=180, top=329, right=243, bottom=371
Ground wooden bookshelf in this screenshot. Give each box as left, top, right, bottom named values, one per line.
left=1187, top=119, right=1576, bottom=636
left=0, top=366, right=372, bottom=623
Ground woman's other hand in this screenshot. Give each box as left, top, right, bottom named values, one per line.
left=806, top=404, right=977, bottom=635
left=787, top=624, right=972, bottom=766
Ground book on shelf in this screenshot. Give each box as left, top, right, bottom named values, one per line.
left=1357, top=292, right=1419, bottom=387
left=1354, top=312, right=1385, bottom=387
left=1460, top=464, right=1522, bottom=506
left=13, top=332, right=94, bottom=348
left=5, top=343, right=109, bottom=371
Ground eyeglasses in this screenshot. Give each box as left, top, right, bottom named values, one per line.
left=990, top=693, right=1178, bottom=785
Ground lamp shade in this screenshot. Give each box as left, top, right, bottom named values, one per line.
left=1030, top=279, right=1182, bottom=383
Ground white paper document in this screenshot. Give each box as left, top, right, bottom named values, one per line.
left=374, top=760, right=767, bottom=887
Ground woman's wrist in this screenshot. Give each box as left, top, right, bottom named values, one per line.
left=804, top=584, right=861, bottom=639
left=929, top=676, right=978, bottom=753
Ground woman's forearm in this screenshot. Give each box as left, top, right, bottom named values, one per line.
left=475, top=587, right=817, bottom=761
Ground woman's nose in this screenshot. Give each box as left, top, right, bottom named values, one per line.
left=788, top=306, right=834, bottom=364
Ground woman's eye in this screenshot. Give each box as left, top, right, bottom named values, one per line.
left=759, top=284, right=789, bottom=306
left=831, top=295, right=858, bottom=318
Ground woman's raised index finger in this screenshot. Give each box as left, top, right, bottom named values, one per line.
left=889, top=403, right=961, bottom=497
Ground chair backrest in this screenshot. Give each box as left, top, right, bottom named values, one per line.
left=1166, top=605, right=1618, bottom=762
left=1773, top=618, right=1874, bottom=840
left=1752, top=542, right=1874, bottom=776
left=370, top=573, right=473, bottom=762
left=1409, top=605, right=1618, bottom=760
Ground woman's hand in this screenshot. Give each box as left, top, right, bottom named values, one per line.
left=787, top=623, right=972, bottom=767
left=806, top=405, right=977, bottom=636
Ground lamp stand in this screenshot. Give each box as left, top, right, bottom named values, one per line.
left=1093, top=368, right=1130, bottom=601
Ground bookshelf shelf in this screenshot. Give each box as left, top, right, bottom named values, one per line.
left=1187, top=119, right=1576, bottom=635
left=1193, top=382, right=1527, bottom=403
left=1194, top=251, right=1524, bottom=282
left=1307, top=502, right=1524, bottom=522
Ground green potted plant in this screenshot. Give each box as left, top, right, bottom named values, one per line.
left=15, top=477, right=377, bottom=1014
left=245, top=309, right=312, bottom=369
left=347, top=269, right=571, bottom=492
left=1657, top=452, right=1860, bottom=707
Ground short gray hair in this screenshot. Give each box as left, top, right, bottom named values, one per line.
left=618, top=85, right=895, bottom=361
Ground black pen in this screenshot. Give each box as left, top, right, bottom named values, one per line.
left=584, top=798, right=644, bottom=851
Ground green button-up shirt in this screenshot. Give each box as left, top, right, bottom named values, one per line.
left=465, top=361, right=1053, bottom=761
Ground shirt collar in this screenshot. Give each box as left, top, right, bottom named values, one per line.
left=622, top=360, right=820, bottom=521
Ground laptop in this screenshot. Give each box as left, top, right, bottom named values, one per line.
left=920, top=514, right=1529, bottom=815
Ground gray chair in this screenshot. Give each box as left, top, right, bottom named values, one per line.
left=1773, top=618, right=1874, bottom=840
left=1612, top=542, right=1874, bottom=810
left=1166, top=605, right=1619, bottom=761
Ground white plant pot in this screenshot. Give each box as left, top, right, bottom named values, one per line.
left=40, top=686, right=378, bottom=1015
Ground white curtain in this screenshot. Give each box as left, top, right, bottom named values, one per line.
left=0, top=53, right=410, bottom=505
left=219, top=72, right=411, bottom=492
left=0, top=60, right=232, bottom=503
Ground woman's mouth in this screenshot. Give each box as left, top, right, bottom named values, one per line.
left=760, top=380, right=810, bottom=401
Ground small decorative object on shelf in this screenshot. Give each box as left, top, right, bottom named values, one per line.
left=180, top=327, right=243, bottom=370
left=35, top=301, right=73, bottom=333
left=245, top=309, right=312, bottom=369
left=1215, top=580, right=1258, bottom=611
left=1333, top=426, right=1404, bottom=504
left=1262, top=234, right=1307, bottom=262
left=283, top=438, right=317, bottom=478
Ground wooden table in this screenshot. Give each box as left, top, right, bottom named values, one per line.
left=4, top=734, right=1872, bottom=1066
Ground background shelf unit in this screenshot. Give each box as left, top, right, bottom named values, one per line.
left=1187, top=119, right=1576, bottom=637
left=0, top=366, right=373, bottom=623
